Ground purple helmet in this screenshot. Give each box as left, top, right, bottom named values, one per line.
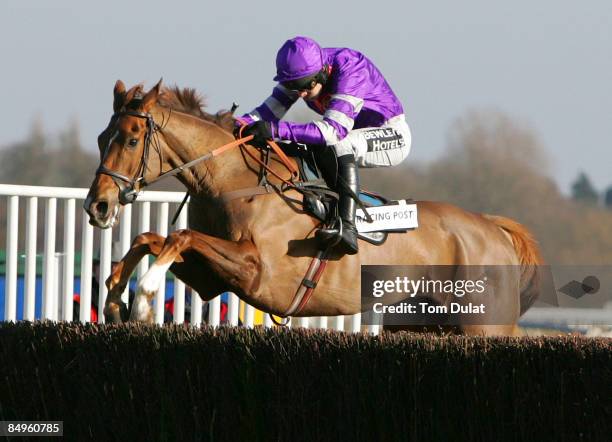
left=273, top=36, right=323, bottom=83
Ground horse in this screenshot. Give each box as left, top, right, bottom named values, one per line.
left=84, top=79, right=544, bottom=335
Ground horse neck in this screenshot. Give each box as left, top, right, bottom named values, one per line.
left=153, top=106, right=296, bottom=198
left=152, top=107, right=238, bottom=195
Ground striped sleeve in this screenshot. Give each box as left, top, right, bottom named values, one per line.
left=275, top=121, right=326, bottom=145
left=241, top=84, right=298, bottom=124
left=314, top=94, right=364, bottom=145
left=275, top=93, right=364, bottom=145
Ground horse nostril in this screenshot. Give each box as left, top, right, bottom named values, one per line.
left=94, top=200, right=109, bottom=218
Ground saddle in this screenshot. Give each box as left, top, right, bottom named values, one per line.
left=280, top=142, right=417, bottom=247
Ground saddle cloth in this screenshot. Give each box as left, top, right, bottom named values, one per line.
left=289, top=143, right=418, bottom=246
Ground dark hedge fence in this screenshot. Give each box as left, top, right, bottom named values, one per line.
left=0, top=322, right=610, bottom=442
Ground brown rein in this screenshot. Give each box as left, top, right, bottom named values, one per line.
left=143, top=121, right=300, bottom=194
left=233, top=124, right=299, bottom=188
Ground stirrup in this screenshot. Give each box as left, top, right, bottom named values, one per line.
left=316, top=216, right=344, bottom=249
left=328, top=218, right=344, bottom=248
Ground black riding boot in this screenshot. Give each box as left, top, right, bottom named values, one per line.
left=315, top=154, right=359, bottom=255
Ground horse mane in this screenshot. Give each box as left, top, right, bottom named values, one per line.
left=158, top=85, right=235, bottom=132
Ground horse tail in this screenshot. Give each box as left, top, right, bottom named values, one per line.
left=483, top=214, right=544, bottom=315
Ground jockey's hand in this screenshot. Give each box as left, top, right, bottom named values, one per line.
left=242, top=121, right=273, bottom=148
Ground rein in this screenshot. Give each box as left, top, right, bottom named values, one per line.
left=234, top=124, right=299, bottom=188
left=96, top=110, right=300, bottom=206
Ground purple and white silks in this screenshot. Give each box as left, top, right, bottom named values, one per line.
left=242, top=47, right=405, bottom=148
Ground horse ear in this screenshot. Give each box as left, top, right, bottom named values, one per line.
left=142, top=78, right=163, bottom=112
left=113, top=80, right=127, bottom=112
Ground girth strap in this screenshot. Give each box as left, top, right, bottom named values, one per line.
left=280, top=249, right=329, bottom=318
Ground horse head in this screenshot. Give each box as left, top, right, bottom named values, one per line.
left=85, top=79, right=165, bottom=228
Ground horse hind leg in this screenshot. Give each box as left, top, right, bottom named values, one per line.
left=104, top=232, right=167, bottom=323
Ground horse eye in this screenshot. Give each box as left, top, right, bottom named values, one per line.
left=128, top=138, right=138, bottom=147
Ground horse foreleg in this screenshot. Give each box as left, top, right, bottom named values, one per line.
left=135, top=229, right=262, bottom=320
left=104, top=232, right=167, bottom=323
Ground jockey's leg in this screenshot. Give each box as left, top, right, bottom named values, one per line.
left=352, top=115, right=412, bottom=168
left=315, top=153, right=360, bottom=255
left=314, top=115, right=412, bottom=255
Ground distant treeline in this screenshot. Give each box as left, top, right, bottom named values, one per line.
left=361, top=110, right=612, bottom=264
left=1, top=111, right=612, bottom=264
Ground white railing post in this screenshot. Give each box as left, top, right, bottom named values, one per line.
left=137, top=201, right=151, bottom=279
left=42, top=198, right=57, bottom=321
left=208, top=296, right=221, bottom=327
left=119, top=204, right=132, bottom=305
left=314, top=316, right=328, bottom=329
left=349, top=313, right=362, bottom=333
left=154, top=203, right=168, bottom=324
left=263, top=311, right=273, bottom=328
left=291, top=317, right=309, bottom=329
left=330, top=315, right=345, bottom=332
left=244, top=302, right=255, bottom=328
left=367, top=311, right=382, bottom=335
left=227, top=293, right=240, bottom=326
left=172, top=206, right=188, bottom=324
left=5, top=196, right=19, bottom=322
left=191, top=290, right=203, bottom=326
left=367, top=324, right=380, bottom=335
left=98, top=227, right=113, bottom=323
left=62, top=198, right=75, bottom=321
left=53, top=254, right=61, bottom=320
left=24, top=196, right=38, bottom=321
left=80, top=211, right=94, bottom=323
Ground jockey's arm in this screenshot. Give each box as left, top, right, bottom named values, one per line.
left=273, top=93, right=363, bottom=146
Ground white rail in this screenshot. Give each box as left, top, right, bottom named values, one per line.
left=1, top=184, right=366, bottom=332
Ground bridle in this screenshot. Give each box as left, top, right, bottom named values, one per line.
left=96, top=109, right=161, bottom=205
left=95, top=108, right=301, bottom=207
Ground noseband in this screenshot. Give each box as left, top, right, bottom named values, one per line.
left=96, top=110, right=159, bottom=205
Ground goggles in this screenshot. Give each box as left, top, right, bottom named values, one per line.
left=281, top=74, right=319, bottom=93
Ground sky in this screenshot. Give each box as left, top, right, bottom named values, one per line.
left=1, top=0, right=611, bottom=194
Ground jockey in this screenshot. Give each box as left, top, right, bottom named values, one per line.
left=240, top=36, right=411, bottom=255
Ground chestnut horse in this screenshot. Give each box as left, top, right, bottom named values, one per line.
left=84, top=80, right=543, bottom=335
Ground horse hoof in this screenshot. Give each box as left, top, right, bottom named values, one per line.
left=104, top=303, right=125, bottom=324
